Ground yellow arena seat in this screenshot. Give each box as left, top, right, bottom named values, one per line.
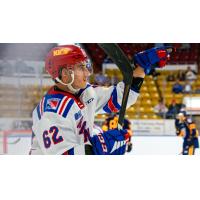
left=148, top=86, right=157, bottom=93
left=151, top=93, right=159, bottom=100
left=141, top=86, right=148, bottom=92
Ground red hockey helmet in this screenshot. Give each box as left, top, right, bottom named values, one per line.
left=45, top=45, right=88, bottom=79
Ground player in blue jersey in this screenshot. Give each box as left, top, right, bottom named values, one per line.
left=175, top=112, right=199, bottom=155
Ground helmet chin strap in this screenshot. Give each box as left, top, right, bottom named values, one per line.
left=55, top=71, right=80, bottom=94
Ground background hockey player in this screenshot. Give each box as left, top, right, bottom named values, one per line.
left=102, top=113, right=133, bottom=153
left=175, top=112, right=199, bottom=155
left=30, top=44, right=172, bottom=155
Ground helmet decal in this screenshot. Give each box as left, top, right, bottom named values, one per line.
left=53, top=48, right=71, bottom=56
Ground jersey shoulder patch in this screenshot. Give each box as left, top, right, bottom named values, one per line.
left=36, top=94, right=74, bottom=119
left=36, top=87, right=85, bottom=119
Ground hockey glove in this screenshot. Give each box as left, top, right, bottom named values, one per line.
left=90, top=129, right=130, bottom=155
left=134, top=46, right=174, bottom=74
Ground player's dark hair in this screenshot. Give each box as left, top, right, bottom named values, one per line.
left=54, top=67, right=64, bottom=83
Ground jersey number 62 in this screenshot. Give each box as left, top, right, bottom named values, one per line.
left=43, top=126, right=64, bottom=148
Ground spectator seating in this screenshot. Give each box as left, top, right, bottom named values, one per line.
left=83, top=43, right=200, bottom=72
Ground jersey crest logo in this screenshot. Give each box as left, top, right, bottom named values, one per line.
left=46, top=98, right=61, bottom=110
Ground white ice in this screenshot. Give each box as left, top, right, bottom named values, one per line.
left=2, top=136, right=200, bottom=155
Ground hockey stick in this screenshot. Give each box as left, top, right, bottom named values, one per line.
left=98, top=43, right=135, bottom=130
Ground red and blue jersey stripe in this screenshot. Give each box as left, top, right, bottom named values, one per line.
left=62, top=99, right=74, bottom=118
left=36, top=97, right=45, bottom=120
left=103, top=87, right=121, bottom=113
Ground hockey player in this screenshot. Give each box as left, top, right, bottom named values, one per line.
left=175, top=112, right=199, bottom=155
left=102, top=113, right=133, bottom=153
left=30, top=44, right=172, bottom=155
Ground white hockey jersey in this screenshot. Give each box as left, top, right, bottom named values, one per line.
left=30, top=82, right=139, bottom=155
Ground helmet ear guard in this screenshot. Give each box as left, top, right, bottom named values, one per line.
left=55, top=71, right=79, bottom=93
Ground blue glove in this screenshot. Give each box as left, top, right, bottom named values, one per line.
left=90, top=129, right=130, bottom=155
left=134, top=46, right=174, bottom=74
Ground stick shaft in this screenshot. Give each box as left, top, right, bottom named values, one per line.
left=118, top=84, right=131, bottom=129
